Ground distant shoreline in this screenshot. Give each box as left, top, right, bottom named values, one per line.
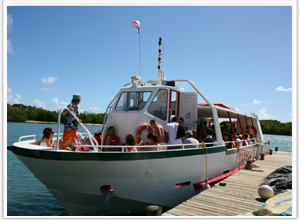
left=24, top=120, right=103, bottom=126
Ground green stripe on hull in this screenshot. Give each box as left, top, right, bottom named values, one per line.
left=10, top=145, right=227, bottom=161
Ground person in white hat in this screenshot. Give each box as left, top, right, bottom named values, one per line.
left=59, top=94, right=82, bottom=149
left=94, top=129, right=102, bottom=145
left=183, top=130, right=199, bottom=149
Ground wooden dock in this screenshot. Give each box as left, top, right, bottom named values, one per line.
left=162, top=151, right=292, bottom=216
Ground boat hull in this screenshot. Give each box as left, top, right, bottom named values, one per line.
left=10, top=142, right=270, bottom=216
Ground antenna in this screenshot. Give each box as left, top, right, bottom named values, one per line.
left=158, top=37, right=166, bottom=81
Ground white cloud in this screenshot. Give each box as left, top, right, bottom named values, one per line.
left=7, top=87, right=13, bottom=103
left=15, top=94, right=21, bottom=100
left=13, top=98, right=20, bottom=104
left=276, top=86, right=292, bottom=92
left=7, top=14, right=13, bottom=33
left=235, top=108, right=239, bottom=111
left=39, top=87, right=52, bottom=91
left=258, top=108, right=276, bottom=120
left=14, top=94, right=22, bottom=103
left=7, top=39, right=14, bottom=54
left=90, top=107, right=101, bottom=111
left=33, top=100, right=46, bottom=109
left=41, top=76, right=58, bottom=84
left=253, top=99, right=262, bottom=104
left=52, top=98, right=69, bottom=110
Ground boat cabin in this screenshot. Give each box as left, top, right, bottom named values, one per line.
left=102, top=76, right=263, bottom=147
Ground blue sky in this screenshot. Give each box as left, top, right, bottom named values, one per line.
left=7, top=6, right=292, bottom=122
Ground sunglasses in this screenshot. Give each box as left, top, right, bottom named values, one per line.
left=51, top=131, right=55, bottom=134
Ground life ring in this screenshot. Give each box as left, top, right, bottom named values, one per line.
left=136, top=123, right=154, bottom=144
left=251, top=126, right=257, bottom=136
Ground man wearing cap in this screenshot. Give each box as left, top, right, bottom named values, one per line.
left=183, top=130, right=199, bottom=149
left=60, top=94, right=82, bottom=149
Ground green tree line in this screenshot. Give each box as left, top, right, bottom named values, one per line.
left=7, top=103, right=292, bottom=135
left=220, top=120, right=292, bottom=136
left=7, top=103, right=105, bottom=124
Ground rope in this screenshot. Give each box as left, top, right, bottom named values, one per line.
left=235, top=146, right=240, bottom=169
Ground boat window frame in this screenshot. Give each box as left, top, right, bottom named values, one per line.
left=114, top=91, right=152, bottom=111
left=148, top=89, right=168, bottom=121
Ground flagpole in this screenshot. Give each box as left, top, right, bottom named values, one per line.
left=139, top=31, right=141, bottom=77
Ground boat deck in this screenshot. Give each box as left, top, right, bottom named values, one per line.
left=162, top=151, right=292, bottom=216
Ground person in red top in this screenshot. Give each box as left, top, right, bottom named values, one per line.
left=191, top=129, right=204, bottom=143
left=104, top=126, right=120, bottom=151
left=94, top=129, right=102, bottom=145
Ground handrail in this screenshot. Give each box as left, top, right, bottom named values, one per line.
left=19, top=133, right=64, bottom=142
left=57, top=107, right=98, bottom=152
left=173, top=79, right=224, bottom=147
left=19, top=134, right=43, bottom=142
left=103, top=93, right=120, bottom=129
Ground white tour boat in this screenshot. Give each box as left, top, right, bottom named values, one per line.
left=8, top=38, right=270, bottom=216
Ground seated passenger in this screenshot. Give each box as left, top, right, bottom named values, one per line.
left=236, top=134, right=242, bottom=147
left=183, top=130, right=199, bottom=149
left=104, top=126, right=120, bottom=151
left=251, top=133, right=256, bottom=144
left=94, top=129, right=102, bottom=145
left=191, top=129, right=204, bottom=142
left=244, top=133, right=251, bottom=145
left=146, top=133, right=162, bottom=151
left=125, top=134, right=137, bottom=152
left=204, top=128, right=214, bottom=147
left=223, top=132, right=233, bottom=149
left=149, top=119, right=166, bottom=144
left=40, top=127, right=56, bottom=148
left=69, top=132, right=89, bottom=151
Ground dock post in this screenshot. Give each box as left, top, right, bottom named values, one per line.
left=145, top=205, right=162, bottom=216
left=275, top=146, right=278, bottom=151
left=260, top=153, right=264, bottom=160
left=269, top=149, right=273, bottom=155
left=245, top=160, right=253, bottom=169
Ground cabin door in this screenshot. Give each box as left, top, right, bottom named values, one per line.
left=179, top=92, right=198, bottom=130
left=169, top=89, right=180, bottom=122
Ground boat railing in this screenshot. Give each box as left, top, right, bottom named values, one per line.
left=57, top=107, right=99, bottom=152
left=18, top=133, right=65, bottom=143
left=102, top=93, right=120, bottom=141
left=19, top=134, right=42, bottom=142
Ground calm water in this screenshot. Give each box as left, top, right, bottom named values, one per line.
left=6, top=122, right=292, bottom=216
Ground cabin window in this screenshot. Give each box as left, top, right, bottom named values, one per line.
left=148, top=89, right=168, bottom=120
left=115, top=91, right=152, bottom=111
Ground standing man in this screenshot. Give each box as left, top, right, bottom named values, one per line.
left=164, top=116, right=186, bottom=148
left=59, top=94, right=82, bottom=150
left=150, top=119, right=165, bottom=144
left=201, top=121, right=208, bottom=138
left=179, top=117, right=188, bottom=132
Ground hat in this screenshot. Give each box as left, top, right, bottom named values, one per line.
left=73, top=94, right=81, bottom=99
left=186, top=130, right=193, bottom=136
left=95, top=129, right=101, bottom=134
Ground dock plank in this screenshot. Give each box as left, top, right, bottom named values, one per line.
left=162, top=151, right=292, bottom=216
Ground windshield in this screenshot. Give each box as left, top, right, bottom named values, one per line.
left=115, top=91, right=152, bottom=111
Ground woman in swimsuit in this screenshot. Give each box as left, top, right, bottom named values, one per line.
left=125, top=134, right=137, bottom=152
left=40, top=127, right=56, bottom=148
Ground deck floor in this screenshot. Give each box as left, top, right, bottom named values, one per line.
left=162, top=151, right=292, bottom=216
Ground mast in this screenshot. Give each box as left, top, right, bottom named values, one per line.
left=158, top=37, right=166, bottom=81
